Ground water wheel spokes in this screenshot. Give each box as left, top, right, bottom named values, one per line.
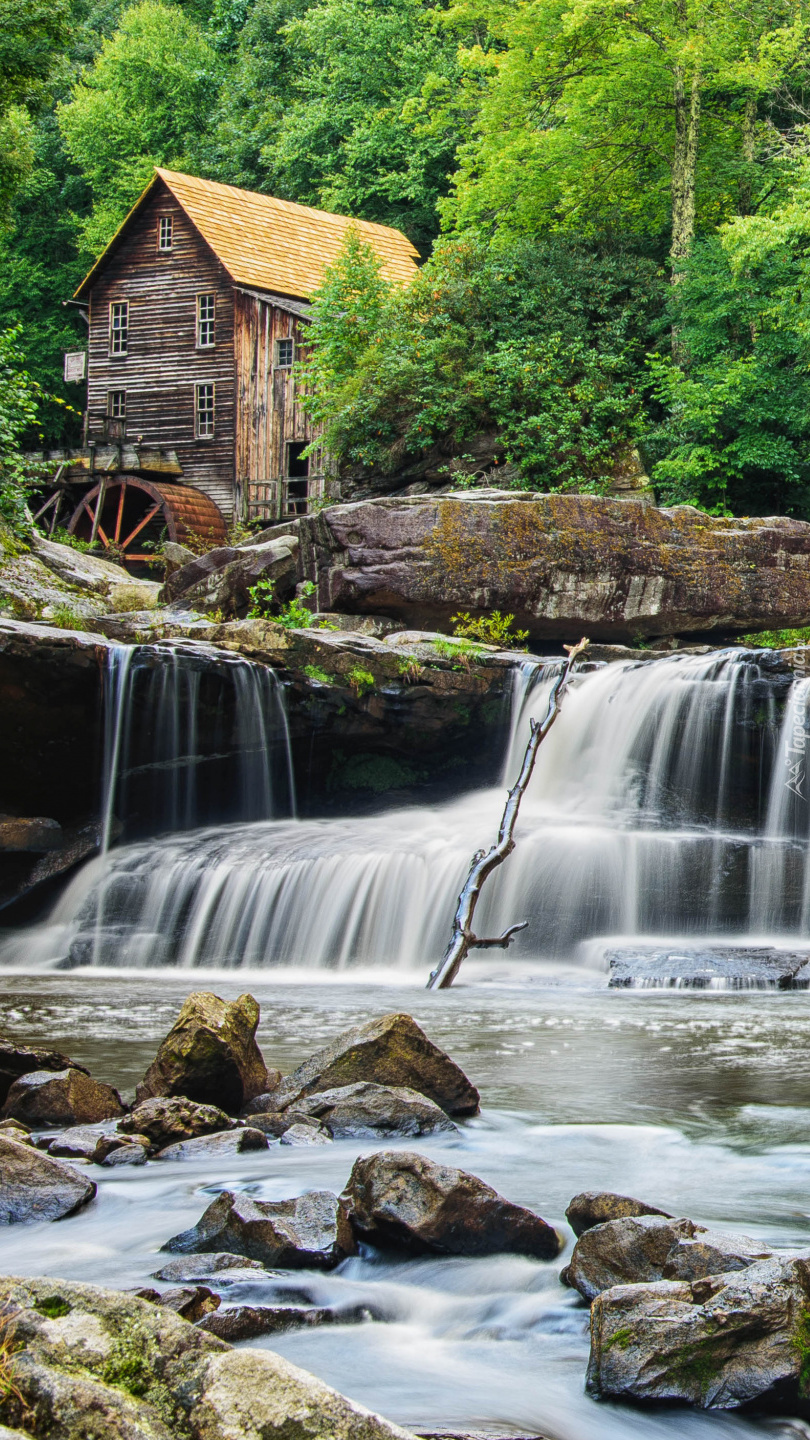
left=68, top=477, right=227, bottom=571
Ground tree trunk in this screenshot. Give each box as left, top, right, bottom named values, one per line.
left=738, top=92, right=757, bottom=215
left=427, top=639, right=589, bottom=991
left=670, top=63, right=701, bottom=275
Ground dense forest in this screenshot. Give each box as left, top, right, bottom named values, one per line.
left=3, top=0, right=810, bottom=518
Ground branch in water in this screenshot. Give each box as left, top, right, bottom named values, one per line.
left=427, top=638, right=590, bottom=991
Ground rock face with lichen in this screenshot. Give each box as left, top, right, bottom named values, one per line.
left=291, top=491, right=810, bottom=642
left=0, top=1275, right=414, bottom=1439
left=586, top=1256, right=810, bottom=1411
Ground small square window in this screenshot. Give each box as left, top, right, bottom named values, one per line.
left=158, top=215, right=173, bottom=251
left=109, top=301, right=128, bottom=356
left=107, top=391, right=126, bottom=419
left=275, top=338, right=294, bottom=368
left=197, top=293, right=215, bottom=348
left=196, top=382, right=215, bottom=439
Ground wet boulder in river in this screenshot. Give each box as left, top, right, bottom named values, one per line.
left=1, top=1068, right=124, bottom=1127
left=566, top=1214, right=772, bottom=1303
left=0, top=1037, right=88, bottom=1107
left=343, top=1151, right=562, bottom=1260
left=566, top=1191, right=672, bottom=1237
left=587, top=1255, right=810, bottom=1409
left=120, top=1095, right=239, bottom=1149
left=155, top=1126, right=268, bottom=1161
left=0, top=1275, right=412, bottom=1440
left=0, top=1134, right=96, bottom=1223
left=135, top=992, right=270, bottom=1113
left=294, top=1081, right=457, bottom=1139
left=272, top=1012, right=479, bottom=1117
left=164, top=1188, right=356, bottom=1269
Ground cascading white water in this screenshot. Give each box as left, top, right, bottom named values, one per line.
left=100, top=641, right=295, bottom=846
left=9, top=644, right=810, bottom=973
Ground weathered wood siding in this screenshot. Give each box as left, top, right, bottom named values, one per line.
left=85, top=181, right=236, bottom=519
left=233, top=291, right=322, bottom=520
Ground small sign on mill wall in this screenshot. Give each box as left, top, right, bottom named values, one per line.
left=63, top=351, right=87, bottom=383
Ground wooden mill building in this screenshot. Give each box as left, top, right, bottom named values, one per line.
left=69, top=169, right=419, bottom=533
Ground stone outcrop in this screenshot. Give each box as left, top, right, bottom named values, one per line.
left=344, top=1151, right=562, bottom=1260
left=197, top=1303, right=339, bottom=1342
left=587, top=1256, right=810, bottom=1411
left=165, top=1189, right=356, bottom=1269
left=0, top=1275, right=414, bottom=1439
left=287, top=491, right=810, bottom=643
left=164, top=537, right=299, bottom=615
left=1, top=1069, right=124, bottom=1127
left=565, top=1215, right=772, bottom=1303
left=119, top=1096, right=239, bottom=1149
left=153, top=1254, right=265, bottom=1283
left=0, top=1135, right=96, bottom=1222
left=0, top=523, right=159, bottom=628
left=136, top=992, right=270, bottom=1112
left=0, top=1039, right=87, bottom=1107
left=293, top=1081, right=457, bottom=1138
left=566, top=1191, right=672, bottom=1237
left=272, top=1013, right=480, bottom=1117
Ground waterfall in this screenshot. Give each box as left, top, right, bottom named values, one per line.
left=100, top=641, right=294, bottom=846
left=8, top=645, right=810, bottom=974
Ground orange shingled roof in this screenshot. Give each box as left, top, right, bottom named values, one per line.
left=74, top=168, right=420, bottom=302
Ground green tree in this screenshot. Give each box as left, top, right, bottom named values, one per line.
left=0, top=325, right=67, bottom=534
left=650, top=154, right=810, bottom=515
left=0, top=0, right=71, bottom=221
left=445, top=0, right=810, bottom=272
left=58, top=1, right=223, bottom=256
left=210, top=0, right=463, bottom=251
left=303, top=230, right=662, bottom=487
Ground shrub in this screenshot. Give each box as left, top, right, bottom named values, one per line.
left=302, top=664, right=333, bottom=684
left=346, top=664, right=375, bottom=696
left=451, top=610, right=529, bottom=648
left=397, top=655, right=425, bottom=683
left=740, top=626, right=810, bottom=649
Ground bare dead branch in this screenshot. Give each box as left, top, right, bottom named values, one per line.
left=427, top=637, right=589, bottom=991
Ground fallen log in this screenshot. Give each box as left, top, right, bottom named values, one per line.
left=427, top=638, right=589, bottom=990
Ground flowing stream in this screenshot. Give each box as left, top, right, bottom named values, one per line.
left=3, top=646, right=810, bottom=1439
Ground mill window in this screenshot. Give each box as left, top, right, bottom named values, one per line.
left=197, top=293, right=215, bottom=348
left=158, top=215, right=173, bottom=251
left=275, top=337, right=294, bottom=368
left=196, top=382, right=215, bottom=438
left=107, top=391, right=126, bottom=419
left=109, top=301, right=128, bottom=356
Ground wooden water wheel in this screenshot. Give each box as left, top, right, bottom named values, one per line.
left=68, top=477, right=227, bottom=569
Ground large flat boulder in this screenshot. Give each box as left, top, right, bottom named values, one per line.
left=1, top=1069, right=124, bottom=1126
left=343, top=1151, right=562, bottom=1260
left=164, top=1189, right=356, bottom=1269
left=273, top=1013, right=479, bottom=1117
left=587, top=1256, right=810, bottom=1410
left=0, top=1275, right=415, bottom=1438
left=294, top=492, right=810, bottom=642
left=0, top=1135, right=96, bottom=1222
left=566, top=1215, right=772, bottom=1302
left=136, top=991, right=270, bottom=1113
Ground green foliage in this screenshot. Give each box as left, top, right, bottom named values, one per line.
left=431, top=635, right=484, bottom=670
left=0, top=0, right=70, bottom=222
left=452, top=609, right=529, bottom=647
left=649, top=226, right=810, bottom=515
left=47, top=603, right=89, bottom=629
left=207, top=0, right=463, bottom=251
left=276, top=580, right=317, bottom=628
left=102, top=1318, right=184, bottom=1432
left=346, top=664, right=375, bottom=696
left=740, top=627, right=810, bottom=649
left=246, top=576, right=275, bottom=617
left=58, top=1, right=222, bottom=256
left=328, top=749, right=422, bottom=793
left=0, top=323, right=60, bottom=535
left=302, top=663, right=332, bottom=683
left=36, top=1296, right=71, bottom=1319
left=303, top=231, right=662, bottom=488
left=397, top=654, right=425, bottom=683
